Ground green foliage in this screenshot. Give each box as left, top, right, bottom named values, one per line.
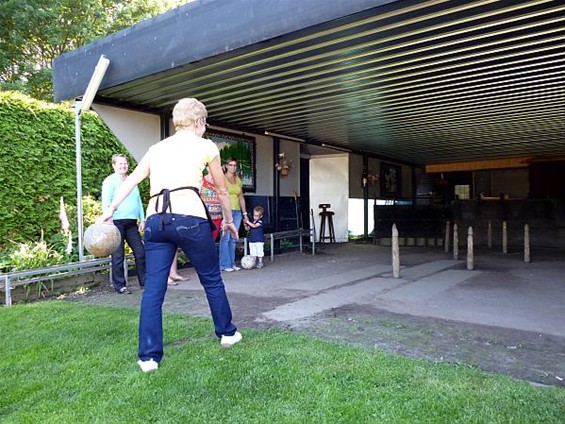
left=0, top=0, right=186, bottom=100
left=82, top=194, right=103, bottom=226
left=5, top=235, right=65, bottom=272
left=63, top=194, right=103, bottom=232
left=1, top=302, right=564, bottom=423
left=0, top=91, right=134, bottom=249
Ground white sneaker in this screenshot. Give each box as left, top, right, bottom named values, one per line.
left=220, top=331, right=242, bottom=348
left=137, top=359, right=159, bottom=373
left=223, top=267, right=235, bottom=272
left=232, top=266, right=241, bottom=271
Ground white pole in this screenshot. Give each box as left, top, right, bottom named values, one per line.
left=75, top=103, right=84, bottom=261
left=74, top=55, right=110, bottom=262
left=467, top=226, right=474, bottom=270
left=270, top=233, right=274, bottom=262
left=4, top=275, right=11, bottom=307
left=124, top=257, right=128, bottom=285
left=392, top=223, right=400, bottom=278
left=524, top=224, right=531, bottom=263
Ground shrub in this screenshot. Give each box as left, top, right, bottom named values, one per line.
left=4, top=234, right=66, bottom=272
left=0, top=91, right=136, bottom=250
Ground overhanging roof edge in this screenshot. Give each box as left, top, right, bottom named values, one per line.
left=52, top=0, right=399, bottom=102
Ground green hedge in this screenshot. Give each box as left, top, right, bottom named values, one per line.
left=0, top=91, right=138, bottom=249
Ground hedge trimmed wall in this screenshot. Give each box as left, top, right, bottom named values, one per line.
left=0, top=91, right=137, bottom=248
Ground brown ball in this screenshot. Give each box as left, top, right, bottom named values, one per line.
left=84, top=223, right=121, bottom=257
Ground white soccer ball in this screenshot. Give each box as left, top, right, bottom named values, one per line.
left=240, top=255, right=256, bottom=270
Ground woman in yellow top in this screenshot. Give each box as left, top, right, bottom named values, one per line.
left=98, top=98, right=242, bottom=373
left=219, top=157, right=248, bottom=272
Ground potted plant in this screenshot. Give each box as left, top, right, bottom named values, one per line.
left=275, top=152, right=292, bottom=176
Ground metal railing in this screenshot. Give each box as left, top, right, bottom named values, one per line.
left=2, top=225, right=317, bottom=306
left=242, top=228, right=316, bottom=262
left=1, top=256, right=134, bottom=307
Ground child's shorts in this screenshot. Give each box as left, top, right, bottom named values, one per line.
left=249, top=242, right=264, bottom=257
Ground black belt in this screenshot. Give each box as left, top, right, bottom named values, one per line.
left=150, top=186, right=216, bottom=232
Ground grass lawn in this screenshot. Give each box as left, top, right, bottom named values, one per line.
left=1, top=301, right=564, bottom=423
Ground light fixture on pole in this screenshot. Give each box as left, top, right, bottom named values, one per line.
left=75, top=54, right=110, bottom=261
left=321, top=143, right=352, bottom=153
left=264, top=131, right=305, bottom=142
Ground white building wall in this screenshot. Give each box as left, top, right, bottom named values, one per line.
left=92, top=104, right=160, bottom=161
left=279, top=139, right=301, bottom=197
left=253, top=134, right=274, bottom=196
left=310, top=154, right=349, bottom=242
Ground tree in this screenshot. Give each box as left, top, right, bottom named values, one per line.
left=0, top=0, right=186, bottom=101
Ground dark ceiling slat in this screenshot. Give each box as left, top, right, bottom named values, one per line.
left=224, top=59, right=565, bottom=124
left=198, top=40, right=564, bottom=120
left=108, top=2, right=560, bottom=107
left=196, top=13, right=564, bottom=106
left=99, top=0, right=460, bottom=98
left=69, top=0, right=565, bottom=165
left=107, top=0, right=562, bottom=103
left=221, top=81, right=564, bottom=133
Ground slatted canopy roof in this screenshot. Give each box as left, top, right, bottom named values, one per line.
left=53, top=0, right=565, bottom=167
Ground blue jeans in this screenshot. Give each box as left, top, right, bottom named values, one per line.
left=219, top=210, right=242, bottom=270
left=111, top=219, right=145, bottom=290
left=139, top=213, right=237, bottom=362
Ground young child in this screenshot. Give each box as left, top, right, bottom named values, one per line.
left=245, top=206, right=265, bottom=269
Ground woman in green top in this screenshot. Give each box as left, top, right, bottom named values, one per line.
left=219, top=157, right=248, bottom=271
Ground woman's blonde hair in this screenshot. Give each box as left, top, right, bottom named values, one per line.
left=172, top=98, right=208, bottom=130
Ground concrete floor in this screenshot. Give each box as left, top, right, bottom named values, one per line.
left=180, top=242, right=565, bottom=337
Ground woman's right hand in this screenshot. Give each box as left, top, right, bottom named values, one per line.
left=96, top=208, right=114, bottom=224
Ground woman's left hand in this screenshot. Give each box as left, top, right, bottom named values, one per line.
left=223, top=222, right=239, bottom=239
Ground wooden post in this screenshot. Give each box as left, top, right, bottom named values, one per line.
left=487, top=220, right=492, bottom=249
left=524, top=223, right=531, bottom=263
left=392, top=223, right=400, bottom=279
left=444, top=220, right=450, bottom=253
left=467, top=226, right=474, bottom=270
left=453, top=222, right=459, bottom=260
left=270, top=233, right=275, bottom=262
left=502, top=220, right=508, bottom=254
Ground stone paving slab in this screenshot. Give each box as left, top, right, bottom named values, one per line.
left=262, top=277, right=404, bottom=322
left=396, top=259, right=458, bottom=280
left=379, top=269, right=480, bottom=302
